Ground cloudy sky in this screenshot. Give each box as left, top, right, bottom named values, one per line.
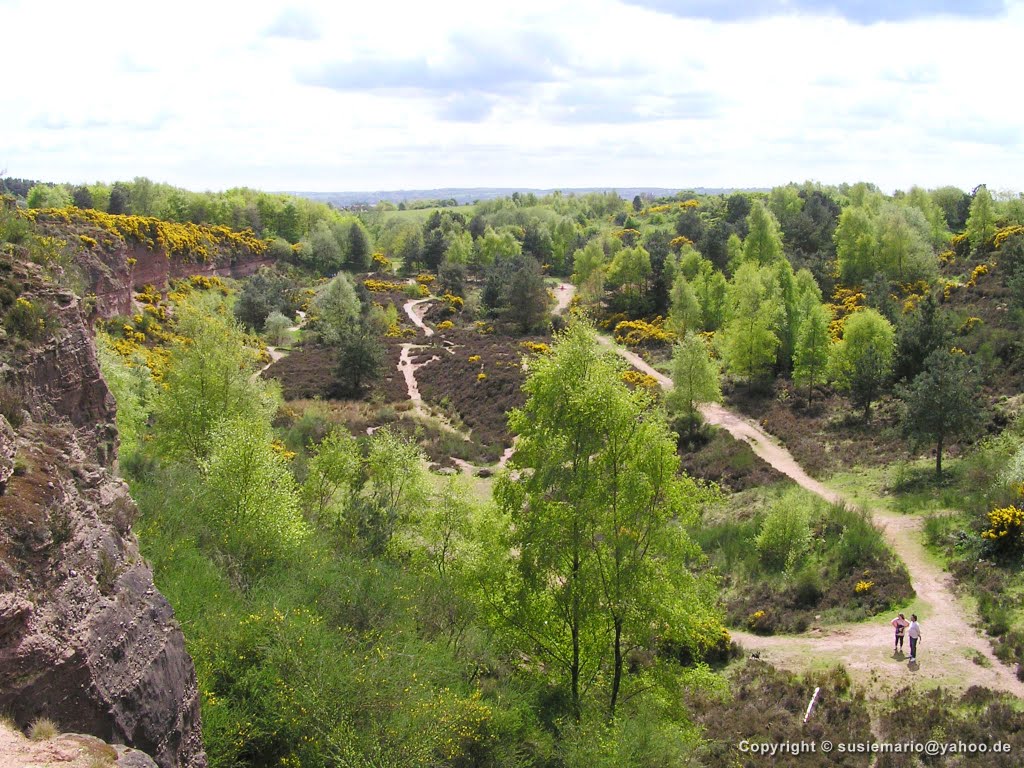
left=3, top=0, right=1021, bottom=193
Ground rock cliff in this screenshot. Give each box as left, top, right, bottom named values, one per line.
left=0, top=249, right=206, bottom=766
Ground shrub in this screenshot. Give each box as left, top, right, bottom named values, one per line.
left=981, top=505, right=1024, bottom=557
left=5, top=297, right=54, bottom=340
left=756, top=495, right=812, bottom=572
left=28, top=717, right=58, bottom=740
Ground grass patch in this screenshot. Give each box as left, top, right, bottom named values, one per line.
left=28, top=716, right=58, bottom=740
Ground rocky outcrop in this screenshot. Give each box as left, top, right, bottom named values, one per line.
left=0, top=421, right=205, bottom=768
left=10, top=283, right=117, bottom=464
left=86, top=240, right=274, bottom=318
left=0, top=258, right=206, bottom=767
left=0, top=721, right=159, bottom=768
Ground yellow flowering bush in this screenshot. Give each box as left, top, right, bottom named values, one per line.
left=982, top=505, right=1024, bottom=554
left=363, top=279, right=407, bottom=293
left=23, top=207, right=267, bottom=261
left=476, top=372, right=487, bottom=382
left=966, top=263, right=990, bottom=288
left=436, top=320, right=454, bottom=331
left=613, top=317, right=675, bottom=347
left=467, top=355, right=481, bottom=363
left=519, top=340, right=551, bottom=355
left=994, top=225, right=1024, bottom=250
left=78, top=234, right=97, bottom=248
left=415, top=273, right=436, bottom=285
left=854, top=580, right=874, bottom=594
left=959, top=317, right=983, bottom=334
left=621, top=370, right=659, bottom=391
left=669, top=235, right=694, bottom=250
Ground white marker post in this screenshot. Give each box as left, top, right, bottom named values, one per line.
left=803, top=687, right=821, bottom=724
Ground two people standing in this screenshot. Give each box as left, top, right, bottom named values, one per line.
left=891, top=613, right=921, bottom=661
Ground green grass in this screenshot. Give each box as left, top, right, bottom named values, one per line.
left=828, top=458, right=969, bottom=517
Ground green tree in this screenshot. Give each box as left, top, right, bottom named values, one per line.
left=309, top=273, right=361, bottom=345
left=966, top=184, right=997, bottom=252
left=572, top=239, right=607, bottom=286
left=834, top=206, right=877, bottom=283
left=893, top=292, right=950, bottom=382
left=742, top=200, right=785, bottom=266
left=333, top=320, right=384, bottom=398
left=719, top=263, right=781, bottom=382
left=491, top=321, right=718, bottom=718
left=875, top=203, right=934, bottom=282
left=202, top=415, right=308, bottom=576
left=667, top=330, right=721, bottom=433
left=153, top=303, right=279, bottom=462
left=263, top=311, right=292, bottom=346
left=474, top=228, right=520, bottom=270
left=899, top=348, right=984, bottom=477
left=667, top=274, right=701, bottom=336
left=903, top=186, right=949, bottom=248
left=346, top=221, right=372, bottom=270
left=505, top=257, right=550, bottom=333
left=303, top=221, right=344, bottom=275
left=693, top=264, right=727, bottom=331
left=26, top=184, right=71, bottom=209
left=234, top=267, right=295, bottom=330
left=606, top=245, right=651, bottom=310
left=830, top=308, right=894, bottom=421
left=359, top=427, right=428, bottom=555
left=301, top=427, right=361, bottom=524
left=444, top=230, right=473, bottom=266
left=792, top=302, right=832, bottom=405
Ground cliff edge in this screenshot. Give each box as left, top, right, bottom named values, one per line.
left=0, top=220, right=206, bottom=767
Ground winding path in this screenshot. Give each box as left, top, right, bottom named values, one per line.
left=600, top=336, right=1024, bottom=697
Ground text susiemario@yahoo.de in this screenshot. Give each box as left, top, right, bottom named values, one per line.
left=739, top=740, right=1012, bottom=757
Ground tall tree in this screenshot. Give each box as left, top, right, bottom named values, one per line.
left=966, top=184, right=997, bottom=252
left=667, top=330, right=721, bottom=433
left=834, top=206, right=877, bottom=283
left=346, top=221, right=372, bottom=270
left=491, top=321, right=717, bottom=719
left=719, top=263, right=781, bottom=383
left=667, top=274, right=701, bottom=336
left=742, top=200, right=785, bottom=266
left=893, top=292, right=950, bottom=382
left=202, top=415, right=308, bottom=576
left=792, top=302, right=832, bottom=405
left=899, top=348, right=984, bottom=477
left=830, top=308, right=895, bottom=421
left=153, top=302, right=279, bottom=462
left=505, top=257, right=551, bottom=333
left=876, top=204, right=935, bottom=282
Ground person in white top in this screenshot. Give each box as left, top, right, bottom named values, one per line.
left=907, top=614, right=922, bottom=661
left=891, top=613, right=908, bottom=653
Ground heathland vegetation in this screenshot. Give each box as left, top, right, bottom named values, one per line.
left=5, top=176, right=1024, bottom=765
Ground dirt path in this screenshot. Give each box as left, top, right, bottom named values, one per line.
left=553, top=282, right=575, bottom=316
left=404, top=298, right=435, bottom=337
left=600, top=336, right=1024, bottom=697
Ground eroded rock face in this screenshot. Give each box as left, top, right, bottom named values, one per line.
left=0, top=260, right=206, bottom=768
left=12, top=289, right=117, bottom=464
left=0, top=424, right=205, bottom=768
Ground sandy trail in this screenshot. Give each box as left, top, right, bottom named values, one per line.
left=553, top=282, right=575, bottom=316
left=600, top=335, right=1024, bottom=697
left=404, top=298, right=435, bottom=336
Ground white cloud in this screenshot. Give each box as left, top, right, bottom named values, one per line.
left=1, top=0, right=1021, bottom=192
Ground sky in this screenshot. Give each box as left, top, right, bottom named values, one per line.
left=2, top=0, right=1022, bottom=194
